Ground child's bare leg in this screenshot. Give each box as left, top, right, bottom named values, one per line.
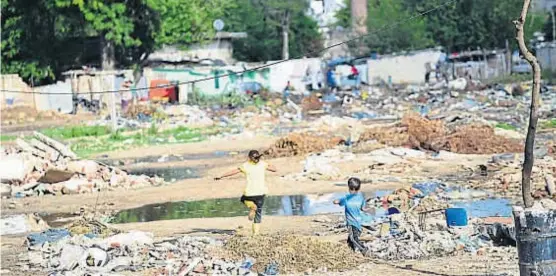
left=244, top=200, right=257, bottom=221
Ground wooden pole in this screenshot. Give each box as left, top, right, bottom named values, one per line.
left=515, top=0, right=540, bottom=208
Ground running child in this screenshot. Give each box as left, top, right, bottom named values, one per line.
left=214, top=150, right=277, bottom=235
left=333, top=177, right=368, bottom=254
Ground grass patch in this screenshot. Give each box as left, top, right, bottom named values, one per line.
left=487, top=74, right=532, bottom=85
left=540, top=119, right=556, bottom=129
left=70, top=126, right=210, bottom=158
left=0, top=135, right=17, bottom=142
left=41, top=125, right=111, bottom=140
left=495, top=122, right=517, bottom=131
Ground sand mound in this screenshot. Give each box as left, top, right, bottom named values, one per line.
left=222, top=234, right=358, bottom=273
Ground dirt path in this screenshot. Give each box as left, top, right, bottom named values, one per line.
left=2, top=135, right=490, bottom=217
left=1, top=135, right=512, bottom=275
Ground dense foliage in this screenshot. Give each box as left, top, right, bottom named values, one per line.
left=337, top=0, right=548, bottom=54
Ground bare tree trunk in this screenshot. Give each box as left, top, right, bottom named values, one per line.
left=282, top=26, right=289, bottom=60
left=515, top=0, right=540, bottom=208
left=101, top=36, right=115, bottom=70
left=282, top=11, right=290, bottom=60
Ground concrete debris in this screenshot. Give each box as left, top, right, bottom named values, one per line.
left=1, top=136, right=166, bottom=198
left=463, top=155, right=556, bottom=201
left=284, top=149, right=353, bottom=181
left=1, top=214, right=49, bottom=236
left=362, top=213, right=493, bottom=260
left=20, top=229, right=258, bottom=276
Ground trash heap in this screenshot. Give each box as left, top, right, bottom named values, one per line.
left=166, top=105, right=214, bottom=127
left=464, top=153, right=556, bottom=202
left=363, top=213, right=493, bottom=260
left=21, top=221, right=251, bottom=275
left=283, top=149, right=353, bottom=181
left=0, top=132, right=165, bottom=198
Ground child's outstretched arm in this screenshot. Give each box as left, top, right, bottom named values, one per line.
left=266, top=164, right=277, bottom=172
left=333, top=199, right=340, bottom=205
left=214, top=168, right=241, bottom=181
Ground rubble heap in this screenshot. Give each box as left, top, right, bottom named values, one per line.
left=22, top=226, right=250, bottom=275
left=223, top=234, right=359, bottom=273
left=0, top=132, right=165, bottom=198
left=1, top=106, right=69, bottom=125
left=265, top=133, right=343, bottom=158
left=361, top=113, right=523, bottom=154
left=467, top=154, right=556, bottom=201
left=365, top=214, right=492, bottom=260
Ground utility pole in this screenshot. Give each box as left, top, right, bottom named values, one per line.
left=101, top=35, right=118, bottom=132
left=550, top=7, right=556, bottom=41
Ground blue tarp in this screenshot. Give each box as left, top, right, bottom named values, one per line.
left=27, top=229, right=70, bottom=247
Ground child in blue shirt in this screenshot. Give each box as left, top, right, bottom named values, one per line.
left=334, top=177, right=368, bottom=254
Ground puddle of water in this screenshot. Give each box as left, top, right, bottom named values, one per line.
left=111, top=191, right=391, bottom=224
left=98, top=151, right=244, bottom=166
left=126, top=166, right=199, bottom=182
left=451, top=198, right=512, bottom=218
left=111, top=188, right=513, bottom=224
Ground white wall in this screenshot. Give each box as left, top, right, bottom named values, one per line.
left=366, top=50, right=442, bottom=84
left=267, top=58, right=322, bottom=93
left=187, top=40, right=234, bottom=62
left=34, top=81, right=73, bottom=114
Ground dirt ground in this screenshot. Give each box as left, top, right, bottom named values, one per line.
left=0, top=135, right=515, bottom=275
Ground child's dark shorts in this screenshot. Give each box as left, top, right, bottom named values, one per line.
left=240, top=195, right=265, bottom=223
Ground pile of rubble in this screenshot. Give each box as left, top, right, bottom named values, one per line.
left=364, top=213, right=493, bottom=260
left=20, top=222, right=251, bottom=275
left=361, top=113, right=523, bottom=154
left=264, top=133, right=343, bottom=158
left=223, top=234, right=359, bottom=273
left=467, top=153, right=556, bottom=201
left=20, top=221, right=362, bottom=275
left=0, top=132, right=165, bottom=198
left=283, top=149, right=353, bottom=181
left=1, top=106, right=70, bottom=125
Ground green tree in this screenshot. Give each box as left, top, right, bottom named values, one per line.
left=2, top=0, right=232, bottom=84
left=55, top=0, right=159, bottom=72
left=364, top=0, right=432, bottom=54
left=224, top=0, right=322, bottom=62
left=334, top=0, right=432, bottom=55
left=406, top=0, right=547, bottom=51
left=1, top=0, right=74, bottom=83
left=335, top=0, right=351, bottom=28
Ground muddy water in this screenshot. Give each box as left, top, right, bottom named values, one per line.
left=110, top=190, right=512, bottom=224
left=110, top=191, right=392, bottom=224
left=126, top=166, right=199, bottom=182
left=97, top=151, right=244, bottom=167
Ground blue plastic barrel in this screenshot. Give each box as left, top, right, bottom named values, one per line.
left=445, top=208, right=468, bottom=227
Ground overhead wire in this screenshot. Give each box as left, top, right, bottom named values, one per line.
left=0, top=0, right=459, bottom=95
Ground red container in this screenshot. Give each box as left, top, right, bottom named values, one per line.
left=149, top=80, right=176, bottom=102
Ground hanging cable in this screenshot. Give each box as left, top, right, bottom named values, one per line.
left=0, top=0, right=459, bottom=95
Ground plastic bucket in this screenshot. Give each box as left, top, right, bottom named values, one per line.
left=445, top=208, right=468, bottom=227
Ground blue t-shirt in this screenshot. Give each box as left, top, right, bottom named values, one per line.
left=339, top=193, right=366, bottom=230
